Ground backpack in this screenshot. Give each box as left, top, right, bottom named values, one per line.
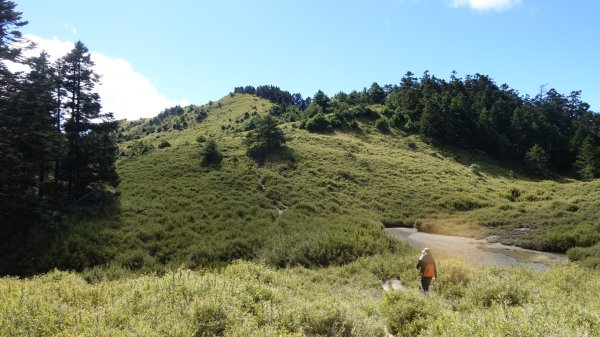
left=422, top=263, right=435, bottom=278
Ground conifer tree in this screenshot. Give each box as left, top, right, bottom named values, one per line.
left=0, top=0, right=31, bottom=230
left=245, top=115, right=286, bottom=160
left=575, top=138, right=600, bottom=180
left=60, top=41, right=118, bottom=196
left=525, top=144, right=549, bottom=174
left=12, top=52, right=64, bottom=198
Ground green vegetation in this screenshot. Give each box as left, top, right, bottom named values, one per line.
left=245, top=114, right=288, bottom=162
left=3, top=2, right=600, bottom=335
left=2, top=255, right=599, bottom=336
left=200, top=138, right=223, bottom=167
left=3, top=90, right=600, bottom=274
left=0, top=2, right=118, bottom=272
left=158, top=140, right=171, bottom=148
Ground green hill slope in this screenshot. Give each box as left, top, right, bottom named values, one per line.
left=5, top=92, right=597, bottom=275
left=3, top=93, right=600, bottom=336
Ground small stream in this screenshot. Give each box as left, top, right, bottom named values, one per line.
left=386, top=228, right=568, bottom=271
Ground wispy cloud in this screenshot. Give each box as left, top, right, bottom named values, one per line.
left=9, top=35, right=189, bottom=120
left=64, top=23, right=77, bottom=34
left=450, top=0, right=522, bottom=12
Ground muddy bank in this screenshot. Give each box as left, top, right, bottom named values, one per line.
left=386, top=228, right=568, bottom=271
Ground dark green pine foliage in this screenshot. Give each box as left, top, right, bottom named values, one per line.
left=283, top=69, right=599, bottom=175
left=245, top=115, right=287, bottom=160
left=525, top=144, right=549, bottom=174
left=0, top=1, right=41, bottom=235
left=312, top=90, right=330, bottom=110
left=200, top=138, right=223, bottom=167
left=9, top=52, right=64, bottom=199
left=60, top=41, right=118, bottom=196
left=367, top=82, right=386, bottom=104
left=575, top=138, right=600, bottom=180
left=0, top=0, right=27, bottom=61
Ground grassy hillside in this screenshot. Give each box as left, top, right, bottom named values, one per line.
left=2, top=92, right=600, bottom=336
left=3, top=92, right=598, bottom=275
left=32, top=93, right=597, bottom=272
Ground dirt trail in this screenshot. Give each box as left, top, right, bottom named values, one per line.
left=259, top=180, right=288, bottom=219
left=386, top=228, right=568, bottom=270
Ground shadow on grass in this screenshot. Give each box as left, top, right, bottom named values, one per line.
left=250, top=146, right=297, bottom=167
left=0, top=190, right=123, bottom=277
left=433, top=142, right=573, bottom=183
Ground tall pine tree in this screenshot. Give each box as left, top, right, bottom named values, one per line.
left=60, top=41, right=118, bottom=197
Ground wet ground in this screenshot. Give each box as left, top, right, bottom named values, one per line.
left=386, top=227, right=568, bottom=270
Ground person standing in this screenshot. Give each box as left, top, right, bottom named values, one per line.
left=416, top=248, right=437, bottom=295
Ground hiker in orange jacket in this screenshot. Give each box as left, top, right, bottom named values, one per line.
left=416, top=247, right=437, bottom=295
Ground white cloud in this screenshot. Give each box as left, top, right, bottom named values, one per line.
left=64, top=23, right=77, bottom=35
left=450, top=0, right=522, bottom=11
left=90, top=51, right=190, bottom=120
left=9, top=35, right=188, bottom=120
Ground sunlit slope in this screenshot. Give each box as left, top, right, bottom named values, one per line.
left=58, top=93, right=600, bottom=272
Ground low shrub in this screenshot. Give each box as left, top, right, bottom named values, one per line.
left=434, top=262, right=472, bottom=299
left=390, top=113, right=406, bottom=129
left=381, top=291, right=436, bottom=336
left=287, top=302, right=354, bottom=337
left=463, top=273, right=531, bottom=308
left=567, top=243, right=600, bottom=268
left=405, top=138, right=417, bottom=150
left=200, top=139, right=223, bottom=167
left=193, top=300, right=229, bottom=337
left=305, top=113, right=332, bottom=133
left=504, top=187, right=522, bottom=202
left=537, top=224, right=600, bottom=252
left=158, top=140, right=171, bottom=148
left=381, top=218, right=415, bottom=228
left=375, top=117, right=391, bottom=133
left=469, top=164, right=481, bottom=175
left=127, top=140, right=154, bottom=157
left=449, top=198, right=488, bottom=212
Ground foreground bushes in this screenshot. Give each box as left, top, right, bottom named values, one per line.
left=3, top=256, right=599, bottom=336
left=568, top=243, right=600, bottom=269
left=380, top=261, right=600, bottom=337
left=2, top=255, right=600, bottom=336
left=0, top=260, right=387, bottom=336
left=381, top=291, right=435, bottom=336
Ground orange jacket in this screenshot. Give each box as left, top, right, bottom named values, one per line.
left=416, top=254, right=437, bottom=278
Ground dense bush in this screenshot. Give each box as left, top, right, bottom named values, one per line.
left=375, top=117, right=391, bottom=133
left=381, top=218, right=415, bottom=228
left=448, top=198, right=488, bottom=212
left=536, top=223, right=600, bottom=252
left=193, top=300, right=229, bottom=337
left=158, top=140, right=171, bottom=148
left=568, top=244, right=600, bottom=269
left=200, top=139, right=223, bottom=167
left=381, top=291, right=437, bottom=336
left=127, top=140, right=154, bottom=157
left=305, top=113, right=332, bottom=133
left=463, top=273, right=531, bottom=308
left=285, top=302, right=355, bottom=337
left=245, top=115, right=287, bottom=161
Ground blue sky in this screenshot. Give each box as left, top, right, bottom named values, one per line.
left=13, top=0, right=600, bottom=119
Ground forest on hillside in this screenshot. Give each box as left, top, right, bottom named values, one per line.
left=3, top=0, right=600, bottom=277
left=0, top=1, right=119, bottom=268
left=234, top=74, right=600, bottom=178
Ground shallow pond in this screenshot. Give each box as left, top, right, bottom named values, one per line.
left=386, top=228, right=568, bottom=271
